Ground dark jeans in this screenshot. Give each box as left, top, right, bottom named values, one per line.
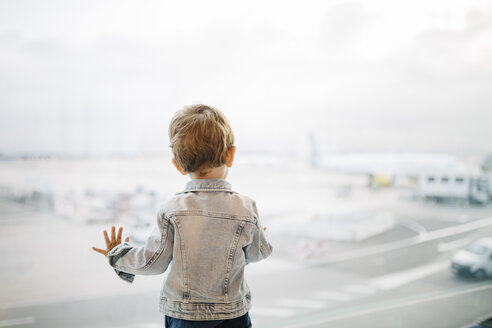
left=165, top=312, right=251, bottom=328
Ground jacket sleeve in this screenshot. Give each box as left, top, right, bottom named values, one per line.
left=107, top=209, right=174, bottom=283
left=243, top=201, right=273, bottom=264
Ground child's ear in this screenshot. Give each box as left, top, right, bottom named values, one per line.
left=225, top=146, right=236, bottom=168
left=172, top=158, right=188, bottom=175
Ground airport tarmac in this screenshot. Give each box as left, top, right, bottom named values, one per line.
left=1, top=196, right=492, bottom=328
left=1, top=158, right=492, bottom=328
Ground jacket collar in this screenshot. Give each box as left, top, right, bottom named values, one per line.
left=183, top=179, right=232, bottom=192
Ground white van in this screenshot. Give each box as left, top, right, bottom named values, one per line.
left=451, top=238, right=492, bottom=279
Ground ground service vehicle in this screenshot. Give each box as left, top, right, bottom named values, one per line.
left=451, top=238, right=492, bottom=279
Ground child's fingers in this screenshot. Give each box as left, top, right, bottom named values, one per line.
left=125, top=236, right=130, bottom=242
left=92, top=246, right=106, bottom=255
left=117, top=226, right=123, bottom=244
left=103, top=230, right=110, bottom=247
left=111, top=226, right=116, bottom=242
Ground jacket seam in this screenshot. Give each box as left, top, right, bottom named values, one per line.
left=159, top=296, right=251, bottom=320
left=167, top=210, right=255, bottom=223
left=177, top=188, right=236, bottom=193
left=174, top=218, right=190, bottom=300
left=223, top=221, right=246, bottom=297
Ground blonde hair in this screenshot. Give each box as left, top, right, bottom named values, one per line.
left=169, top=104, right=235, bottom=173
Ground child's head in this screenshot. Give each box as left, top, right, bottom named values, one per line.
left=169, top=104, right=235, bottom=177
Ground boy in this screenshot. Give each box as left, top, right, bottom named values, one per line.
left=92, top=104, right=273, bottom=328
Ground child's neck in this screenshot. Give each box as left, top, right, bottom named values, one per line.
left=189, top=165, right=228, bottom=180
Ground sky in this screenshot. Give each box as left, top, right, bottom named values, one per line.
left=0, top=0, right=491, bottom=156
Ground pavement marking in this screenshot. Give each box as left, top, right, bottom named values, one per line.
left=344, top=284, right=377, bottom=295
left=370, top=260, right=449, bottom=290
left=398, top=219, right=427, bottom=235
left=308, top=216, right=492, bottom=266
left=250, top=307, right=297, bottom=317
left=312, top=291, right=353, bottom=302
left=276, top=298, right=328, bottom=309
left=437, top=237, right=474, bottom=252
left=0, top=317, right=35, bottom=327
left=266, top=281, right=492, bottom=328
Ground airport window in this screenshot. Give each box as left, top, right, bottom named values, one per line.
left=2, top=2, right=492, bottom=328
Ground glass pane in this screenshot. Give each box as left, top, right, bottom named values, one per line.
left=1, top=2, right=492, bottom=328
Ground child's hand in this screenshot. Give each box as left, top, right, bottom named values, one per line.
left=92, top=226, right=130, bottom=257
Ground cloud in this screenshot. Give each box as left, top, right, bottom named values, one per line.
left=0, top=1, right=491, bottom=154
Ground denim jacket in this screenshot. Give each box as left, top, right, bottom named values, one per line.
left=107, top=179, right=273, bottom=320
